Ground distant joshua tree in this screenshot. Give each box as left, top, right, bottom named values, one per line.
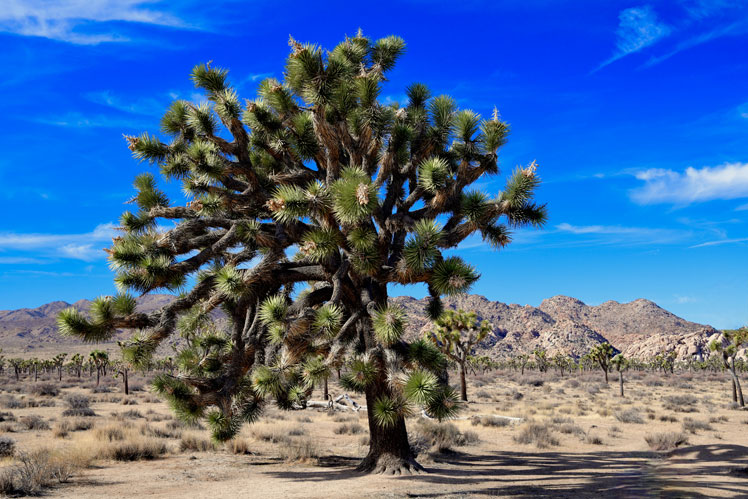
left=588, top=342, right=614, bottom=383
left=611, top=353, right=628, bottom=397
left=533, top=348, right=549, bottom=373
left=516, top=354, right=530, bottom=375
left=426, top=309, right=491, bottom=401
left=710, top=328, right=747, bottom=407
left=52, top=353, right=67, bottom=381
left=89, top=350, right=109, bottom=387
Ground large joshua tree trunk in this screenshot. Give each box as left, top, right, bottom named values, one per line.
left=358, top=380, right=420, bottom=474
left=730, top=357, right=745, bottom=407
left=618, top=371, right=624, bottom=397
left=458, top=361, right=468, bottom=402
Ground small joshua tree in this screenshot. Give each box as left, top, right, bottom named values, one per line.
left=52, top=353, right=67, bottom=382
left=589, top=342, right=614, bottom=384
left=533, top=348, right=549, bottom=373
left=710, top=328, right=747, bottom=407
left=552, top=352, right=572, bottom=377
left=611, top=353, right=628, bottom=397
left=89, top=350, right=109, bottom=387
left=516, top=354, right=530, bottom=375
left=57, top=31, right=545, bottom=474
left=69, top=353, right=84, bottom=378
left=426, top=309, right=491, bottom=401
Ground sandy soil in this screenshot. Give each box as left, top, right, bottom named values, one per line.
left=2, top=369, right=748, bottom=498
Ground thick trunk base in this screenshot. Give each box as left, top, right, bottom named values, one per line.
left=356, top=452, right=425, bottom=475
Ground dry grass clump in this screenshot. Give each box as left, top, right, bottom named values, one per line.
left=645, top=432, right=689, bottom=451
left=227, top=438, right=252, bottom=455
left=663, top=394, right=698, bottom=413
left=513, top=422, right=559, bottom=449
left=0, top=412, right=16, bottom=423
left=95, top=424, right=126, bottom=442
left=333, top=423, right=366, bottom=435
left=279, top=437, right=319, bottom=463
left=614, top=408, right=644, bottom=424
left=709, top=415, right=729, bottom=423
left=252, top=425, right=292, bottom=444
left=682, top=417, right=713, bottom=434
left=413, top=421, right=480, bottom=454
left=53, top=418, right=94, bottom=438
left=471, top=415, right=511, bottom=428
left=29, top=383, right=60, bottom=397
left=0, top=436, right=16, bottom=457
left=0, top=449, right=83, bottom=496
left=179, top=434, right=215, bottom=452
left=586, top=433, right=604, bottom=445
left=61, top=393, right=96, bottom=417
left=19, top=414, right=50, bottom=431
left=659, top=414, right=678, bottom=423
left=105, top=439, right=168, bottom=461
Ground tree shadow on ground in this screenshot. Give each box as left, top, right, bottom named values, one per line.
left=265, top=444, right=748, bottom=497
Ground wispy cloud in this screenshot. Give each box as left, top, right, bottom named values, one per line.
left=630, top=162, right=748, bottom=205
left=0, top=0, right=194, bottom=45
left=85, top=91, right=165, bottom=116
left=555, top=222, right=689, bottom=245
left=643, top=19, right=748, bottom=67
left=32, top=111, right=151, bottom=129
left=596, top=5, right=671, bottom=71
left=690, top=237, right=748, bottom=248
left=0, top=223, right=117, bottom=261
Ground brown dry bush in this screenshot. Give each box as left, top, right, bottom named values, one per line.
left=513, top=422, right=559, bottom=448
left=179, top=434, right=215, bottom=452
left=645, top=432, right=689, bottom=451
left=614, top=408, right=644, bottom=424
left=0, top=436, right=16, bottom=457
left=471, top=415, right=511, bottom=428
left=682, top=418, right=712, bottom=434
left=333, top=423, right=366, bottom=435
left=105, top=439, right=168, bottom=461
left=413, top=421, right=480, bottom=454
left=279, top=437, right=319, bottom=463
left=19, top=415, right=50, bottom=431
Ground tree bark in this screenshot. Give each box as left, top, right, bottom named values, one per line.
left=458, top=362, right=468, bottom=402
left=618, top=371, right=624, bottom=397
left=123, top=370, right=129, bottom=396
left=322, top=377, right=328, bottom=401
left=730, top=358, right=744, bottom=407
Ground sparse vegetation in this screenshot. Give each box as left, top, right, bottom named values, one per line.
left=645, top=432, right=689, bottom=451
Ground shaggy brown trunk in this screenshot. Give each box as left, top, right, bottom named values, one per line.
left=458, top=362, right=468, bottom=402
left=618, top=371, right=624, bottom=397
left=14, top=367, right=19, bottom=381
left=730, top=358, right=744, bottom=407
left=358, top=380, right=420, bottom=475
left=96, top=367, right=100, bottom=387
left=732, top=377, right=737, bottom=402
left=123, top=369, right=129, bottom=396
left=322, top=377, right=329, bottom=401
left=602, top=364, right=609, bottom=384
left=356, top=283, right=421, bottom=475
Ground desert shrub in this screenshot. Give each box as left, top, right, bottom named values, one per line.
left=121, top=398, right=139, bottom=406
left=663, top=394, right=698, bottom=413
left=645, top=432, right=689, bottom=451
left=643, top=376, right=663, bottom=387
left=0, top=436, right=16, bottom=457
left=556, top=423, right=585, bottom=437
left=179, top=434, right=215, bottom=452
left=682, top=418, right=712, bottom=434
left=288, top=426, right=306, bottom=436
left=128, top=383, right=144, bottom=392
left=475, top=390, right=492, bottom=399
left=296, top=416, right=312, bottom=423
left=227, top=438, right=252, bottom=454
left=19, top=415, right=50, bottom=431
left=513, top=422, right=559, bottom=448
left=471, top=415, right=511, bottom=428
left=145, top=411, right=169, bottom=422
left=121, top=409, right=144, bottom=419
left=608, top=425, right=621, bottom=436
left=333, top=423, right=365, bottom=435
left=659, top=414, right=678, bottom=423
left=36, top=398, right=56, bottom=407
left=91, top=385, right=110, bottom=393
left=0, top=412, right=16, bottom=423
left=0, top=449, right=80, bottom=495
left=709, top=415, right=729, bottom=423
left=413, top=421, right=480, bottom=454
left=586, top=385, right=600, bottom=396
left=252, top=427, right=291, bottom=444
left=53, top=418, right=94, bottom=438
left=62, top=407, right=96, bottom=417
left=331, top=414, right=356, bottom=423
left=2, top=396, right=26, bottom=409
left=30, top=383, right=59, bottom=397
left=615, top=409, right=644, bottom=424
left=566, top=379, right=580, bottom=388
left=64, top=394, right=90, bottom=409
left=511, top=390, right=524, bottom=400
left=95, top=425, right=126, bottom=442
left=142, top=424, right=182, bottom=439
left=279, top=437, right=319, bottom=463
left=520, top=377, right=544, bottom=387
left=105, top=439, right=168, bottom=461
left=586, top=433, right=604, bottom=445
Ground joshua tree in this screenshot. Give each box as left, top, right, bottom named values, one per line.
left=69, top=353, right=84, bottom=378
left=710, top=328, right=747, bottom=407
left=533, top=348, right=549, bottom=373
left=9, top=358, right=22, bottom=381
left=611, top=353, right=628, bottom=397
left=516, top=354, right=530, bottom=375
left=552, top=352, right=572, bottom=377
left=52, top=353, right=68, bottom=381
left=89, top=350, right=109, bottom=387
left=425, top=309, right=491, bottom=401
left=589, top=342, right=615, bottom=383
left=57, top=31, right=545, bottom=474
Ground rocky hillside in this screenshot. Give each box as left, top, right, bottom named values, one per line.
left=0, top=294, right=722, bottom=360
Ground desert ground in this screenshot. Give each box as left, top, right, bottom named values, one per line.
left=1, top=368, right=747, bottom=498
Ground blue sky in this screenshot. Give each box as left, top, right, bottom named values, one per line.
left=0, top=0, right=746, bottom=328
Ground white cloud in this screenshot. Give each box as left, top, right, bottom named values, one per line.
left=555, top=223, right=689, bottom=245
left=85, top=91, right=165, bottom=116
left=736, top=203, right=748, bottom=211
left=630, top=162, right=748, bottom=205
left=0, top=0, right=191, bottom=45
left=33, top=111, right=150, bottom=129
left=597, top=5, right=671, bottom=70
left=675, top=295, right=697, bottom=304
left=0, top=223, right=117, bottom=261
left=690, top=237, right=748, bottom=248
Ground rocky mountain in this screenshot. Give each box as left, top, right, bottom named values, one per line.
left=391, top=294, right=721, bottom=360
left=0, top=293, right=723, bottom=360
